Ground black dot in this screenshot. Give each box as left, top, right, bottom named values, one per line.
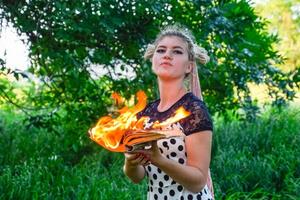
left=147, top=166, right=152, bottom=172
left=204, top=188, right=207, bottom=194
left=159, top=181, right=164, bottom=187
left=177, top=185, right=183, bottom=192
left=178, top=158, right=185, bottom=164
left=153, top=174, right=157, bottom=180
left=178, top=145, right=184, bottom=151
left=197, top=193, right=202, bottom=200
left=150, top=187, right=153, bottom=192
left=171, top=180, right=176, bottom=184
left=188, top=194, right=193, bottom=200
left=154, top=194, right=158, bottom=200
left=159, top=148, right=163, bottom=153
left=164, top=175, right=169, bottom=181
left=158, top=188, right=163, bottom=194
left=147, top=186, right=150, bottom=191
left=169, top=189, right=175, bottom=196
left=166, top=155, right=170, bottom=159
left=170, top=152, right=177, bottom=157
left=170, top=139, right=176, bottom=144
left=150, top=180, right=153, bottom=185
left=157, top=168, right=162, bottom=173
left=180, top=197, right=184, bottom=200
left=164, top=196, right=168, bottom=200
left=163, top=141, right=169, bottom=148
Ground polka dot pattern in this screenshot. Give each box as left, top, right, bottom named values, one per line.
left=145, top=137, right=213, bottom=199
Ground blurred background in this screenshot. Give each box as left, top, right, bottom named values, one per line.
left=0, top=0, right=299, bottom=199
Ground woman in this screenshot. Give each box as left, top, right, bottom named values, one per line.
left=123, top=25, right=214, bottom=200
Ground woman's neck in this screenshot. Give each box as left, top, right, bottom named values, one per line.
left=157, top=78, right=187, bottom=112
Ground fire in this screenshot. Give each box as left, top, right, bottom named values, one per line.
left=152, top=107, right=191, bottom=129
left=89, top=91, right=191, bottom=152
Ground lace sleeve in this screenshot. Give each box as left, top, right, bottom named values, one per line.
left=181, top=100, right=213, bottom=136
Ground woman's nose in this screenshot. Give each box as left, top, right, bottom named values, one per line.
left=162, top=50, right=172, bottom=60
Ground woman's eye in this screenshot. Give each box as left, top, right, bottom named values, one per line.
left=174, top=50, right=183, bottom=54
left=156, top=49, right=165, bottom=53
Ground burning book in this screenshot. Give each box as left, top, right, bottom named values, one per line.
left=89, top=91, right=190, bottom=152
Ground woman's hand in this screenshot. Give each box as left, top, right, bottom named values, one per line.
left=135, top=141, right=164, bottom=166
left=124, top=152, right=151, bottom=167
left=123, top=152, right=150, bottom=183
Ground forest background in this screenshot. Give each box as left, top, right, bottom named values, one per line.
left=0, top=0, right=299, bottom=199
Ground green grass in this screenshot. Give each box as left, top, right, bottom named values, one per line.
left=0, top=110, right=147, bottom=200
left=0, top=106, right=299, bottom=199
left=212, top=106, right=300, bottom=199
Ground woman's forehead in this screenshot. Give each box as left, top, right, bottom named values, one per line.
left=157, top=36, right=188, bottom=49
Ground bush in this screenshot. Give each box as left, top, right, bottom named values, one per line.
left=0, top=106, right=299, bottom=199
left=211, top=106, right=300, bottom=199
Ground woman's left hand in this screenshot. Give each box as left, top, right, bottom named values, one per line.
left=136, top=141, right=164, bottom=165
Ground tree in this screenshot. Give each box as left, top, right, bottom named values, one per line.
left=255, top=0, right=300, bottom=72
left=0, top=0, right=299, bottom=125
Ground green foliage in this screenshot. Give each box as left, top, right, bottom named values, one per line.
left=255, top=0, right=300, bottom=72
left=0, top=110, right=147, bottom=200
left=1, top=106, right=300, bottom=199
left=1, top=2, right=299, bottom=199
left=212, top=106, right=300, bottom=199
left=0, top=0, right=299, bottom=125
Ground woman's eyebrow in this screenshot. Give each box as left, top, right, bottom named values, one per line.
left=157, top=45, right=184, bottom=50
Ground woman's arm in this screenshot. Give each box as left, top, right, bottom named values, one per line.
left=139, top=130, right=212, bottom=193
left=123, top=153, right=149, bottom=183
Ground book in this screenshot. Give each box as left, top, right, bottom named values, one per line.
left=89, top=129, right=184, bottom=153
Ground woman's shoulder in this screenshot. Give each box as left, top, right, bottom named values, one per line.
left=181, top=93, right=208, bottom=112
left=137, top=99, right=159, bottom=118
left=180, top=93, right=214, bottom=135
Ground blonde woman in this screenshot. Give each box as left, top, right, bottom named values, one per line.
left=123, top=25, right=214, bottom=200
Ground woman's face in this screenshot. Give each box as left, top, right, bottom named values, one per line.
left=152, top=36, right=192, bottom=81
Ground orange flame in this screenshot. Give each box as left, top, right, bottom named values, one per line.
left=152, top=107, right=191, bottom=129
left=111, top=92, right=124, bottom=106
left=89, top=91, right=191, bottom=152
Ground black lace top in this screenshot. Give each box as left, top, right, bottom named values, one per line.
left=137, top=92, right=213, bottom=135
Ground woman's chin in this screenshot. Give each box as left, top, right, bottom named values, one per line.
left=158, top=74, right=183, bottom=82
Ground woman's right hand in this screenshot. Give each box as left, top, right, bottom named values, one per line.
left=123, top=152, right=149, bottom=183
left=124, top=152, right=151, bottom=167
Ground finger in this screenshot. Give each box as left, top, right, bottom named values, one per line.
left=124, top=153, right=140, bottom=161
left=142, top=159, right=151, bottom=166
left=151, top=140, right=158, bottom=148
left=134, top=150, right=151, bottom=156
left=131, top=154, right=145, bottom=164
left=136, top=154, right=151, bottom=165
left=139, top=157, right=149, bottom=165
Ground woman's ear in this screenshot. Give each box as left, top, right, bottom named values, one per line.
left=185, top=62, right=194, bottom=74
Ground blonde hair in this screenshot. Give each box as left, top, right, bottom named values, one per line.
left=143, top=25, right=209, bottom=64
left=143, top=25, right=210, bottom=100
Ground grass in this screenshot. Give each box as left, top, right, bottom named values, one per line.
left=0, top=105, right=299, bottom=199
left=212, top=105, right=300, bottom=199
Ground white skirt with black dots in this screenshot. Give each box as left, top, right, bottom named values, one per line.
left=145, top=137, right=213, bottom=200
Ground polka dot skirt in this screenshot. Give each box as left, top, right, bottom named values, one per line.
left=145, top=137, right=213, bottom=200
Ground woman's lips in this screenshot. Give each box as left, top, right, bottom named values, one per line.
left=160, top=62, right=172, bottom=67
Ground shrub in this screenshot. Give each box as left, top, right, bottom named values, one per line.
left=211, top=106, right=300, bottom=199
left=0, top=106, right=299, bottom=199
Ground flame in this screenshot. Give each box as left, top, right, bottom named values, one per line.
left=111, top=92, right=124, bottom=106
left=89, top=91, right=191, bottom=152
left=152, top=107, right=191, bottom=129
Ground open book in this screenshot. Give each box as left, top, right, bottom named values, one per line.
left=89, top=129, right=184, bottom=152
